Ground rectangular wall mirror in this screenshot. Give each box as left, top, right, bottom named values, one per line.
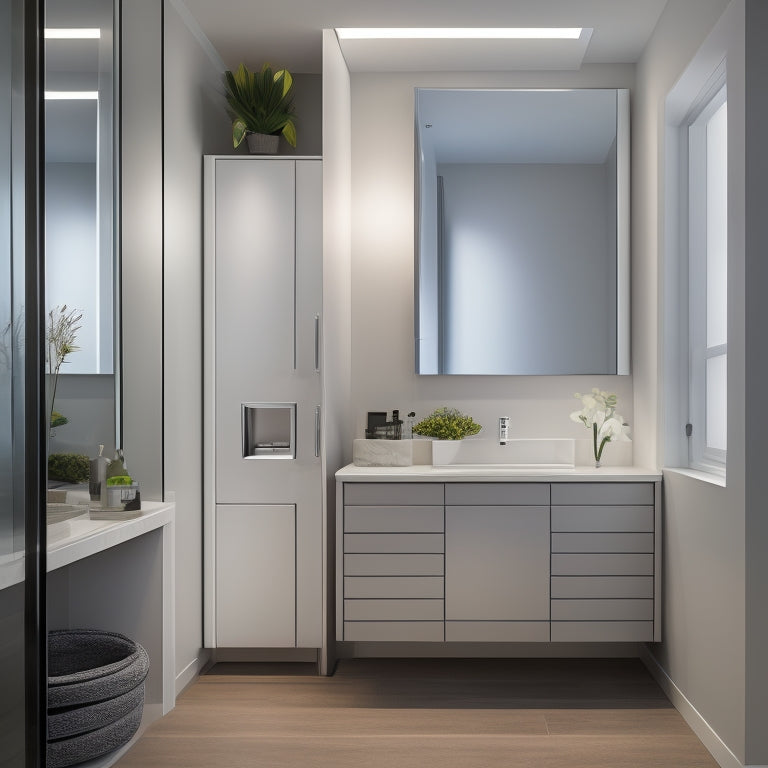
left=45, top=0, right=119, bottom=456
left=415, top=88, right=629, bottom=375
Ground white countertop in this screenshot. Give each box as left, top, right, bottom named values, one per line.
left=336, top=464, right=661, bottom=482
left=0, top=501, right=175, bottom=591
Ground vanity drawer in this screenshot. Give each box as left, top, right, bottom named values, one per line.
left=551, top=506, right=654, bottom=532
left=551, top=553, right=653, bottom=576
left=343, top=621, right=444, bottom=642
left=344, top=533, right=444, bottom=554
left=344, top=483, right=443, bottom=506
left=551, top=599, right=654, bottom=621
left=551, top=576, right=654, bottom=599
left=344, top=599, right=444, bottom=622
left=445, top=483, right=549, bottom=506
left=344, top=553, right=444, bottom=576
left=550, top=483, right=654, bottom=506
left=344, top=506, right=444, bottom=533
left=551, top=533, right=654, bottom=553
left=445, top=621, right=549, bottom=642
left=344, top=576, right=444, bottom=599
left=551, top=621, right=654, bottom=642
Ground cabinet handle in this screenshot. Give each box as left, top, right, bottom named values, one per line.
left=314, top=406, right=321, bottom=457
left=314, top=315, right=320, bottom=372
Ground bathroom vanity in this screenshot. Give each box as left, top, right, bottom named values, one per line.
left=336, top=466, right=661, bottom=645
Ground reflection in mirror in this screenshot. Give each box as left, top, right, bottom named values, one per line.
left=415, top=88, right=629, bottom=375
left=45, top=0, right=118, bottom=456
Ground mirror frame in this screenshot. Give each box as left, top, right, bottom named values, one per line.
left=414, top=87, right=630, bottom=376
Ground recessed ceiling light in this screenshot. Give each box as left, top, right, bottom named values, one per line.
left=44, top=28, right=101, bottom=39
left=336, top=28, right=583, bottom=40
left=44, top=91, right=99, bottom=100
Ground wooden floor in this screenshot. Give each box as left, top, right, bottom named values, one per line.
left=115, top=658, right=719, bottom=768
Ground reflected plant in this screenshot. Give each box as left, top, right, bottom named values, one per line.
left=47, top=305, right=82, bottom=434
left=0, top=309, right=24, bottom=372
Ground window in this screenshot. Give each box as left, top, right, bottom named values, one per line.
left=685, top=84, right=728, bottom=473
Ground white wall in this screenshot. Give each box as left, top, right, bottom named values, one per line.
left=121, top=0, right=163, bottom=500
left=321, top=29, right=353, bottom=671
left=632, top=1, right=765, bottom=766
left=162, top=0, right=232, bottom=692
left=350, top=67, right=635, bottom=463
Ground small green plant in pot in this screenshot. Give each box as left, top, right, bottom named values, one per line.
left=413, top=407, right=482, bottom=440
left=224, top=63, right=297, bottom=152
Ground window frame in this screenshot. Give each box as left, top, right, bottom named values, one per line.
left=681, top=79, right=728, bottom=475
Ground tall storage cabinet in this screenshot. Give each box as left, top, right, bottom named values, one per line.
left=204, top=156, right=323, bottom=652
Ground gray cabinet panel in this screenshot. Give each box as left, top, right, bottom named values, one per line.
left=215, top=505, right=295, bottom=647
left=344, top=621, right=444, bottom=642
left=551, top=532, right=654, bottom=553
left=445, top=621, right=549, bottom=642
left=551, top=599, right=654, bottom=621
left=344, top=506, right=444, bottom=532
left=551, top=505, right=654, bottom=532
left=344, top=553, right=444, bottom=576
left=551, top=621, right=654, bottom=642
left=344, top=576, right=444, bottom=599
left=551, top=553, right=654, bottom=576
left=344, top=483, right=444, bottom=506
left=550, top=483, right=654, bottom=505
left=344, top=599, right=444, bottom=621
left=445, top=483, right=549, bottom=506
left=344, top=533, right=444, bottom=554
left=551, top=576, right=654, bottom=599
left=446, top=506, right=549, bottom=620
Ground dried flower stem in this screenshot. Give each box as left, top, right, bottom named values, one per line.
left=47, top=305, right=82, bottom=432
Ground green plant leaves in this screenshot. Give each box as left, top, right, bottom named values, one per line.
left=412, top=407, right=482, bottom=440
left=224, top=63, right=297, bottom=148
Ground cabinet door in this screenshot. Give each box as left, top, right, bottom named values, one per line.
left=216, top=504, right=295, bottom=647
left=445, top=505, right=549, bottom=621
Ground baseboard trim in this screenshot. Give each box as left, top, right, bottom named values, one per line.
left=639, top=646, right=751, bottom=768
left=175, top=650, right=211, bottom=696
left=212, top=647, right=320, bottom=663
left=336, top=641, right=644, bottom=659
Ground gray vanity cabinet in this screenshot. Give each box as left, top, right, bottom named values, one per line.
left=337, top=476, right=662, bottom=644
left=444, top=484, right=550, bottom=642
left=550, top=483, right=659, bottom=642
left=340, top=483, right=445, bottom=641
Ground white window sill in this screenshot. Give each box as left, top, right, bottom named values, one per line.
left=662, top=466, right=726, bottom=488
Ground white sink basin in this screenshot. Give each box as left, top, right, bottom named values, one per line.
left=432, top=438, right=575, bottom=468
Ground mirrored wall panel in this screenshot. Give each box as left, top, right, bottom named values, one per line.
left=415, top=88, right=629, bottom=375
left=45, top=0, right=118, bottom=456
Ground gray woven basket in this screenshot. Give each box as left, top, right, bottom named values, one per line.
left=47, top=630, right=149, bottom=767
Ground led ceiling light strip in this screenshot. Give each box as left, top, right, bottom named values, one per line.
left=336, top=28, right=583, bottom=40
left=44, top=28, right=101, bottom=39
left=44, top=91, right=99, bottom=100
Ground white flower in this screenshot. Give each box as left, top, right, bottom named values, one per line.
left=570, top=389, right=631, bottom=463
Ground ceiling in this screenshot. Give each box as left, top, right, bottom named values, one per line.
left=180, top=0, right=670, bottom=74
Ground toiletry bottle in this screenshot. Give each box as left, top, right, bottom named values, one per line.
left=392, top=410, right=402, bottom=440
left=89, top=444, right=110, bottom=505
left=403, top=412, right=416, bottom=439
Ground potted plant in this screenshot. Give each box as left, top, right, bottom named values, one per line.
left=412, top=407, right=482, bottom=441
left=224, top=63, right=297, bottom=154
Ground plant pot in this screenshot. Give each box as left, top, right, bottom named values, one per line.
left=246, top=132, right=280, bottom=154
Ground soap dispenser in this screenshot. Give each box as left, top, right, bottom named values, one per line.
left=89, top=444, right=110, bottom=507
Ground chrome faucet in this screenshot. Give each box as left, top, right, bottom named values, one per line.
left=499, top=416, right=511, bottom=445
